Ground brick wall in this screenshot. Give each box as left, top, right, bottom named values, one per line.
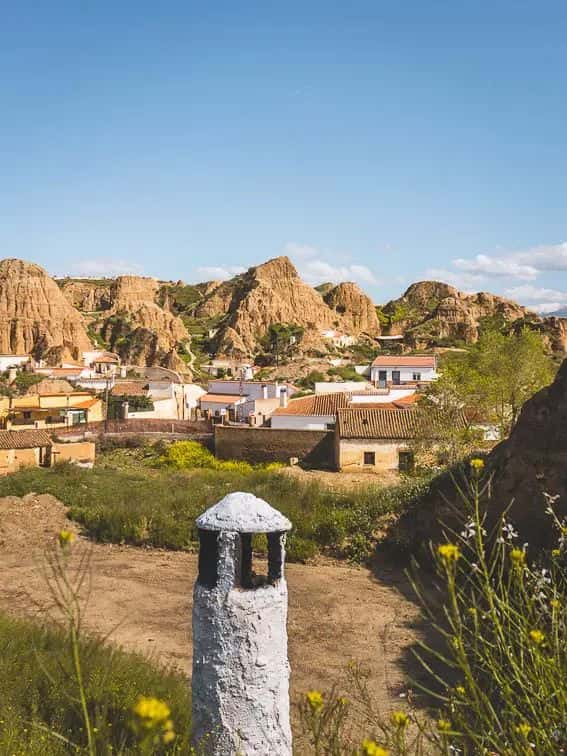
left=214, top=425, right=335, bottom=467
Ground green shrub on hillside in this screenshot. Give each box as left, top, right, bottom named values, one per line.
left=0, top=462, right=431, bottom=564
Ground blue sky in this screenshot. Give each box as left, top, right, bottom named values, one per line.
left=1, top=2, right=567, bottom=311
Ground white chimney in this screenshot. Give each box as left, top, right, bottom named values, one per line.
left=261, top=383, right=268, bottom=399
left=192, top=493, right=292, bottom=755
left=279, top=386, right=288, bottom=408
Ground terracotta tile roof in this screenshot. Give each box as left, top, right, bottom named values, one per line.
left=93, top=354, right=119, bottom=364
left=200, top=393, right=246, bottom=404
left=70, top=398, right=100, bottom=410
left=337, top=407, right=464, bottom=439
left=0, top=430, right=52, bottom=449
left=111, top=382, right=148, bottom=397
left=272, top=392, right=350, bottom=416
left=371, top=355, right=436, bottom=368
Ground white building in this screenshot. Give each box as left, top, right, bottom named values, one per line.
left=370, top=355, right=437, bottom=387
left=200, top=380, right=296, bottom=423
left=320, top=329, right=357, bottom=348
left=0, top=355, right=30, bottom=373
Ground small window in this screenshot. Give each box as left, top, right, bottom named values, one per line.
left=23, top=411, right=31, bottom=420
left=363, top=451, right=376, bottom=466
left=412, top=372, right=421, bottom=381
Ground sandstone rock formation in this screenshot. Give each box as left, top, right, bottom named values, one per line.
left=380, top=281, right=542, bottom=348
left=323, top=282, right=380, bottom=335
left=99, top=276, right=190, bottom=371
left=59, top=279, right=112, bottom=311
left=0, top=259, right=92, bottom=363
left=192, top=280, right=237, bottom=320
left=212, top=257, right=339, bottom=357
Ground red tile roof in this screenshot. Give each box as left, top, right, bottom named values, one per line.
left=371, top=355, right=436, bottom=368
left=272, top=392, right=349, bottom=416
left=0, top=430, right=52, bottom=449
left=111, top=381, right=148, bottom=397
left=200, top=393, right=246, bottom=404
left=337, top=407, right=464, bottom=439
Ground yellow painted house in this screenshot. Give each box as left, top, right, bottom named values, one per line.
left=0, top=392, right=104, bottom=430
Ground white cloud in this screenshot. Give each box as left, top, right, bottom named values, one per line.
left=503, top=284, right=567, bottom=313
left=513, top=242, right=567, bottom=271
left=504, top=284, right=567, bottom=303
left=70, top=259, right=144, bottom=276
left=195, top=265, right=245, bottom=281
left=530, top=302, right=563, bottom=314
left=453, top=253, right=538, bottom=281
left=284, top=242, right=379, bottom=287
left=442, top=242, right=567, bottom=286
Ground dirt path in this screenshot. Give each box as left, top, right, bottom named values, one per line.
left=1, top=494, right=421, bottom=723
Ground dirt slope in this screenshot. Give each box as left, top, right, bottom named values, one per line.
left=0, top=493, right=421, bottom=727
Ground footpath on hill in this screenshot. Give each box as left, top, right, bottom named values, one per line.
left=1, top=493, right=422, bottom=717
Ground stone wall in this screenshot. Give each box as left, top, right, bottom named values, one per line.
left=214, top=425, right=335, bottom=467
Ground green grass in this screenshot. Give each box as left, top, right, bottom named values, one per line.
left=0, top=612, right=191, bottom=754
left=0, top=448, right=432, bottom=564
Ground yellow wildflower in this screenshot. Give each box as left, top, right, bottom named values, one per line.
left=550, top=599, right=560, bottom=609
left=529, top=629, right=545, bottom=646
left=437, top=719, right=452, bottom=733
left=516, top=723, right=532, bottom=738
left=552, top=549, right=561, bottom=558
left=58, top=530, right=75, bottom=548
left=390, top=710, right=409, bottom=728
left=438, top=543, right=461, bottom=564
left=132, top=697, right=171, bottom=729
left=306, top=690, right=324, bottom=712
left=455, top=686, right=465, bottom=695
left=360, top=739, right=389, bottom=756
left=470, top=458, right=485, bottom=471
left=509, top=548, right=526, bottom=567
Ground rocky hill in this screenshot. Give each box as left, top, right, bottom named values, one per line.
left=56, top=274, right=191, bottom=372
left=323, top=282, right=380, bottom=336
left=189, top=256, right=381, bottom=358
left=99, top=276, right=190, bottom=371
left=0, top=259, right=92, bottom=363
left=378, top=280, right=566, bottom=352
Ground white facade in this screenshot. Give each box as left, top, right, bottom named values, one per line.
left=315, top=380, right=373, bottom=395
left=370, top=363, right=437, bottom=385
left=270, top=414, right=335, bottom=431
left=0, top=355, right=29, bottom=372
left=207, top=379, right=289, bottom=400
left=350, top=388, right=416, bottom=404
left=192, top=493, right=292, bottom=755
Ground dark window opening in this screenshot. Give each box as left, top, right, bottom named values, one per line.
left=392, top=370, right=401, bottom=385
left=197, top=529, right=219, bottom=588
left=399, top=450, right=415, bottom=472
left=363, top=451, right=376, bottom=466
left=239, top=532, right=284, bottom=589
left=412, top=372, right=421, bottom=381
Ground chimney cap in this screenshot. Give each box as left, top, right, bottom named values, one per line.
left=196, top=492, right=292, bottom=533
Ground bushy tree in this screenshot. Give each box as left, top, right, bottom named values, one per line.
left=425, top=329, right=556, bottom=444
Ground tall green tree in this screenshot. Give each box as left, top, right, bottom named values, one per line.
left=424, top=329, right=556, bottom=444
